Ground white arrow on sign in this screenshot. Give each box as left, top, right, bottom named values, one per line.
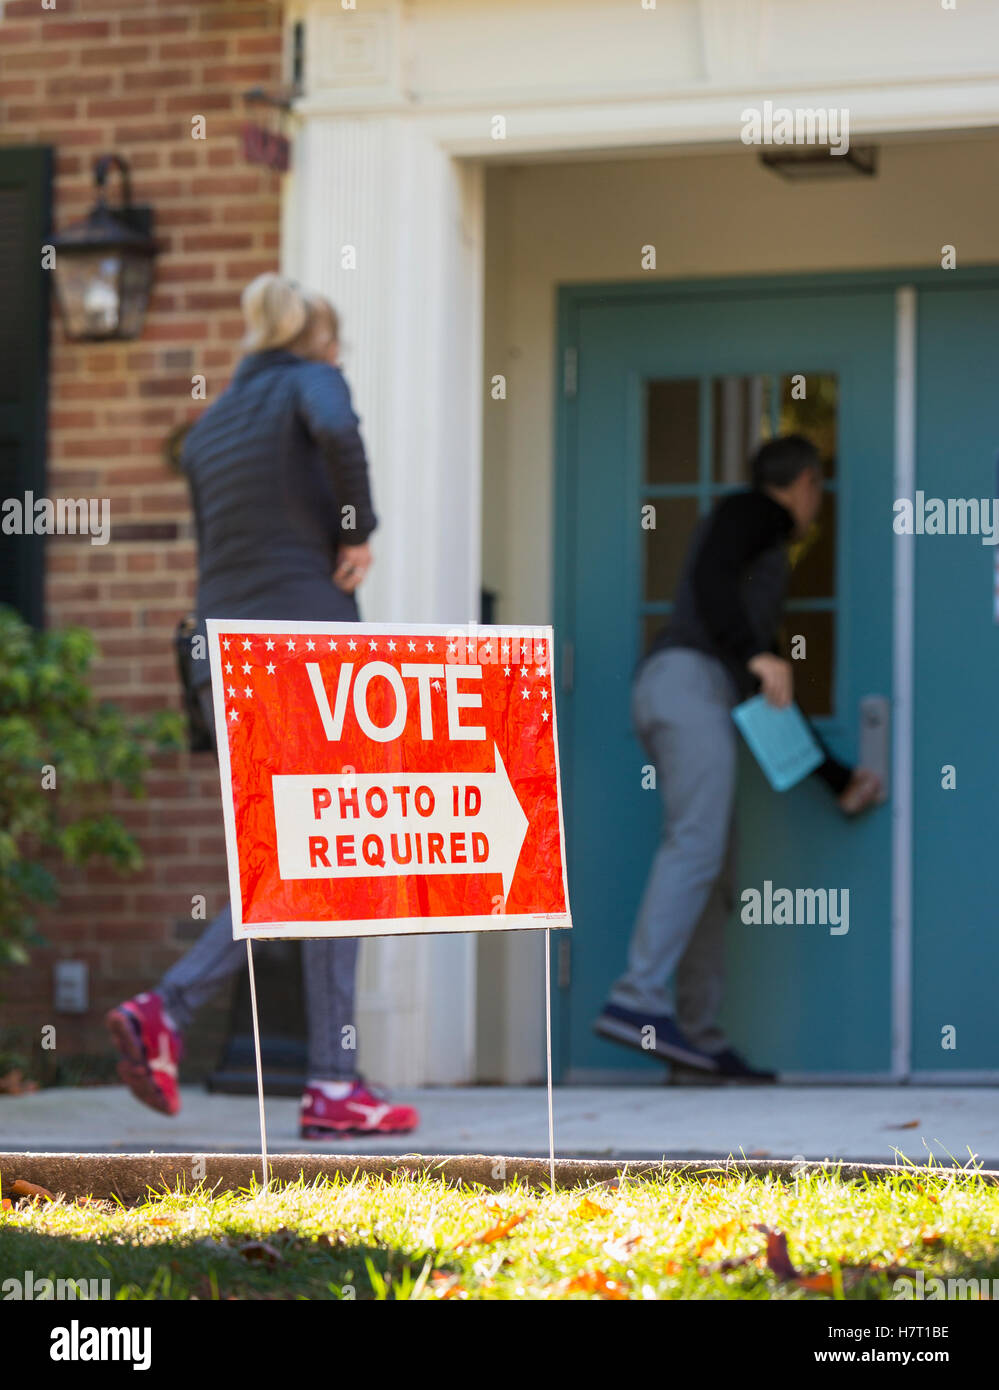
left=271, top=744, right=530, bottom=900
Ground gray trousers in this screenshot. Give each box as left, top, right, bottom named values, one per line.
left=155, top=683, right=359, bottom=1082
left=609, top=647, right=740, bottom=1053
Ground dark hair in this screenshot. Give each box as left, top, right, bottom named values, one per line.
left=749, top=434, right=820, bottom=490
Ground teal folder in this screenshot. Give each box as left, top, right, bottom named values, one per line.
left=731, top=695, right=824, bottom=792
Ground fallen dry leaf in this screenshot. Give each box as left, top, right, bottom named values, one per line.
left=456, top=1212, right=527, bottom=1250
left=561, top=1269, right=630, bottom=1299
left=755, top=1225, right=885, bottom=1292
left=760, top=1228, right=798, bottom=1280
left=430, top=1270, right=467, bottom=1300
left=695, top=1220, right=740, bottom=1258
left=574, top=1195, right=613, bottom=1220
left=796, top=1272, right=836, bottom=1293
left=889, top=1119, right=921, bottom=1130
left=238, top=1240, right=283, bottom=1264
left=11, top=1180, right=54, bottom=1202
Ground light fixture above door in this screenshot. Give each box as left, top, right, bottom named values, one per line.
left=760, top=146, right=878, bottom=179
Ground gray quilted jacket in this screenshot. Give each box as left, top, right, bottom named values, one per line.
left=180, top=348, right=377, bottom=685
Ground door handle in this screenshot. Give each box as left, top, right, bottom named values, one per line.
left=858, top=695, right=891, bottom=803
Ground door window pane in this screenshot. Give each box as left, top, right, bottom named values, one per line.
left=780, top=609, right=834, bottom=718
left=642, top=495, right=701, bottom=603
left=712, top=375, right=774, bottom=483
left=787, top=490, right=836, bottom=600
left=639, top=371, right=838, bottom=715
left=778, top=372, right=838, bottom=479
left=645, top=379, right=699, bottom=484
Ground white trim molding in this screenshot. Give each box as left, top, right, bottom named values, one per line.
left=288, top=0, right=999, bottom=156
left=891, top=286, right=917, bottom=1082
left=281, top=107, right=485, bottom=1084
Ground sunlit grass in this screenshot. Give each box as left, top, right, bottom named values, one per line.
left=1, top=1161, right=996, bottom=1300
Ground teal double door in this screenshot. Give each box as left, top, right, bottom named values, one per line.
left=554, top=273, right=999, bottom=1080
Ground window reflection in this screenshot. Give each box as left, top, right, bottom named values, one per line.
left=641, top=372, right=839, bottom=715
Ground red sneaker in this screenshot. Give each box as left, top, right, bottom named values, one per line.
left=300, top=1080, right=419, bottom=1138
left=105, top=991, right=183, bottom=1116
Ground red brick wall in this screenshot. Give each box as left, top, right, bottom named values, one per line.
left=0, top=0, right=285, bottom=1078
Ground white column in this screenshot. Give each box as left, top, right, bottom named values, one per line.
left=284, top=113, right=484, bottom=1085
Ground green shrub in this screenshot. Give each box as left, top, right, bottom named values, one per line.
left=0, top=604, right=185, bottom=970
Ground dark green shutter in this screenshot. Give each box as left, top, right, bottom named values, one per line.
left=0, top=146, right=52, bottom=627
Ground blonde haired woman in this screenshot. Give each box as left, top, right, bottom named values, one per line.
left=107, top=274, right=418, bottom=1140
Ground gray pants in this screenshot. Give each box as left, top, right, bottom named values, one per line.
left=609, top=647, right=740, bottom=1053
left=155, top=683, right=359, bottom=1082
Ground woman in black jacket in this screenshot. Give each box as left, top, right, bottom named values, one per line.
left=106, top=275, right=418, bottom=1139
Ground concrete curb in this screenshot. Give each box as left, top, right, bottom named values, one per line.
left=2, top=1152, right=996, bottom=1202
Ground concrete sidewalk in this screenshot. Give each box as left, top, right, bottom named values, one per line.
left=1, top=1083, right=996, bottom=1166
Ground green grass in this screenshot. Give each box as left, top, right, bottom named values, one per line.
left=1, top=1163, right=997, bottom=1300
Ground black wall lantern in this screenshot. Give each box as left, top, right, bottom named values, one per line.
left=49, top=153, right=159, bottom=341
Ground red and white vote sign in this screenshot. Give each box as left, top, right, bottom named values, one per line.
left=207, top=621, right=571, bottom=939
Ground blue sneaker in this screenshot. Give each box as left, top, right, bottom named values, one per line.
left=593, top=1002, right=720, bottom=1071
